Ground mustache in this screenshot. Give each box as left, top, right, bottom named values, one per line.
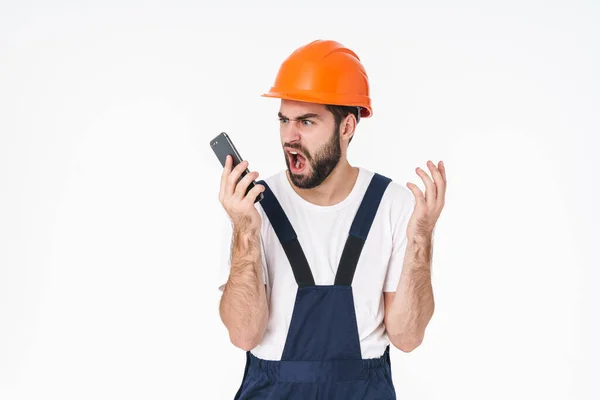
left=283, top=142, right=304, bottom=151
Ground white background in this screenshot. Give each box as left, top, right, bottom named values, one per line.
left=1, top=1, right=598, bottom=399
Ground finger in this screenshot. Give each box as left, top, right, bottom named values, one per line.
left=427, top=160, right=445, bottom=207
left=225, top=160, right=249, bottom=198
left=219, top=155, right=233, bottom=202
left=437, top=161, right=447, bottom=208
left=234, top=171, right=259, bottom=200
left=243, top=183, right=266, bottom=206
left=406, top=182, right=425, bottom=206
left=416, top=166, right=436, bottom=209
left=438, top=160, right=447, bottom=184
left=426, top=160, right=443, bottom=187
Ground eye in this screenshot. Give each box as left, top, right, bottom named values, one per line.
left=301, top=120, right=314, bottom=126
left=279, top=117, right=289, bottom=123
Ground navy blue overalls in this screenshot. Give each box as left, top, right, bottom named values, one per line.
left=234, top=173, right=396, bottom=400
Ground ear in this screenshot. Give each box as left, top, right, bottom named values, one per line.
left=339, top=114, right=357, bottom=143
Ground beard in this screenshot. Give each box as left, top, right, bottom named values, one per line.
left=283, top=125, right=342, bottom=189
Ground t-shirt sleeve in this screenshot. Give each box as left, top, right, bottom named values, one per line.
left=217, top=212, right=268, bottom=292
left=383, top=185, right=416, bottom=292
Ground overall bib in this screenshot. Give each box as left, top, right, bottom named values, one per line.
left=234, top=173, right=396, bottom=400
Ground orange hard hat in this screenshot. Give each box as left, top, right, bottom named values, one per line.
left=262, top=40, right=373, bottom=118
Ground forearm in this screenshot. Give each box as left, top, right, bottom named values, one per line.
left=386, top=236, right=435, bottom=351
left=219, top=225, right=269, bottom=351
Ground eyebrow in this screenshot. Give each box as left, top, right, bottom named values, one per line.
left=278, top=112, right=322, bottom=121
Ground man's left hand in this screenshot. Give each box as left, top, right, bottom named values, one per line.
left=406, top=160, right=447, bottom=241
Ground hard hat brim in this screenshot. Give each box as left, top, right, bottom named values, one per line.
left=262, top=89, right=372, bottom=118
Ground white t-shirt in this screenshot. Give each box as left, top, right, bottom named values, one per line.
left=218, top=167, right=415, bottom=360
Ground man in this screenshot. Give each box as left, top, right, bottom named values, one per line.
left=217, top=40, right=446, bottom=399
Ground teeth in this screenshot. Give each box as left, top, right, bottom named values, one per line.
left=291, top=151, right=298, bottom=155
left=295, top=159, right=300, bottom=169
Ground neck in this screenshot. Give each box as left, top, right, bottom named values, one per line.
left=287, top=159, right=359, bottom=206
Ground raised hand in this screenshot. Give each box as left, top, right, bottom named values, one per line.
left=405, top=160, right=447, bottom=241
left=219, top=155, right=265, bottom=231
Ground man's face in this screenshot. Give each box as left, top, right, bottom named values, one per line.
left=279, top=100, right=342, bottom=189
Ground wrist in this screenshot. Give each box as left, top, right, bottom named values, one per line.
left=232, top=218, right=261, bottom=236
left=406, top=236, right=433, bottom=264
left=407, top=233, right=432, bottom=246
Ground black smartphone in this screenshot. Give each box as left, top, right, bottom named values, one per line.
left=210, top=132, right=264, bottom=203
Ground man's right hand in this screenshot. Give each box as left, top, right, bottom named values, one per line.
left=218, top=155, right=265, bottom=230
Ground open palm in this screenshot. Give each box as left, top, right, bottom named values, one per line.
left=406, top=160, right=447, bottom=240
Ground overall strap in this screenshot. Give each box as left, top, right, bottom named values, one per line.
left=258, top=180, right=315, bottom=287
left=334, top=173, right=392, bottom=286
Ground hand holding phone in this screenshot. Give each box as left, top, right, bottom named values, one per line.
left=210, top=132, right=265, bottom=229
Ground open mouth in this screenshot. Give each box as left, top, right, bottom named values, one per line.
left=286, top=149, right=307, bottom=173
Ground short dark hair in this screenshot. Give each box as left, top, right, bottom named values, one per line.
left=325, top=105, right=360, bottom=144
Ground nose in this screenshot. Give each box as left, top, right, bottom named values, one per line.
left=281, top=121, right=301, bottom=144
